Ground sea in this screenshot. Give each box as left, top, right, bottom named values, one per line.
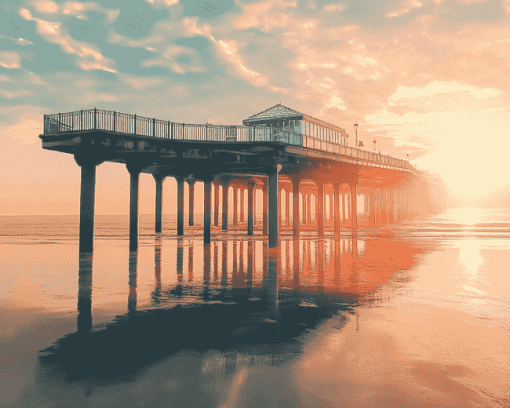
left=0, top=208, right=509, bottom=408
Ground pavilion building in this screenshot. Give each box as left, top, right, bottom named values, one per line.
left=242, top=103, right=350, bottom=146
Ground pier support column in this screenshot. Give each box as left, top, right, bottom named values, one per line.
left=233, top=185, right=238, bottom=227
left=263, top=182, right=268, bottom=236
left=203, top=177, right=213, bottom=246
left=340, top=190, right=344, bottom=222
left=286, top=190, right=291, bottom=226
left=75, top=155, right=102, bottom=253
left=371, top=191, right=376, bottom=226
left=292, top=178, right=300, bottom=237
left=154, top=174, right=165, bottom=233
left=176, top=176, right=185, bottom=236
left=188, top=179, right=195, bottom=227
left=240, top=187, right=245, bottom=223
left=307, top=193, right=312, bottom=225
left=248, top=181, right=256, bottom=236
left=267, top=164, right=282, bottom=248
left=329, top=192, right=333, bottom=224
left=214, top=182, right=220, bottom=227
left=222, top=182, right=229, bottom=231
left=350, top=180, right=358, bottom=228
left=317, top=181, right=325, bottom=238
left=334, top=183, right=341, bottom=239
left=389, top=189, right=394, bottom=224
left=127, top=163, right=144, bottom=251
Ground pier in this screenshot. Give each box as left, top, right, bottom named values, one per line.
left=39, top=104, right=429, bottom=252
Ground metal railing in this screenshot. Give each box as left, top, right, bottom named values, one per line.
left=43, top=108, right=417, bottom=173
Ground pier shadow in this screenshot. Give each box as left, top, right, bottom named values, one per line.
left=37, top=231, right=433, bottom=393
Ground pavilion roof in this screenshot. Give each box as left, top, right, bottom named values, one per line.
left=243, top=104, right=303, bottom=123
left=243, top=103, right=347, bottom=134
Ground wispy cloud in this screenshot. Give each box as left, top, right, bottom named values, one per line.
left=19, top=8, right=117, bottom=73
left=0, top=52, right=21, bottom=69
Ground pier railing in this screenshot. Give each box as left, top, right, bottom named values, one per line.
left=43, top=108, right=416, bottom=172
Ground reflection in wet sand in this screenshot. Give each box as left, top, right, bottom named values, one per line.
left=40, top=232, right=429, bottom=390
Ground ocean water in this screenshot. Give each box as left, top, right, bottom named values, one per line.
left=0, top=208, right=509, bottom=407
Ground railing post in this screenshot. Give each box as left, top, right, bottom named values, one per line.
left=153, top=118, right=155, bottom=137
left=93, top=108, right=96, bottom=130
left=43, top=114, right=47, bottom=134
left=80, top=109, right=83, bottom=131
left=58, top=112, right=62, bottom=132
left=134, top=114, right=137, bottom=135
left=168, top=121, right=170, bottom=139
left=113, top=111, right=116, bottom=132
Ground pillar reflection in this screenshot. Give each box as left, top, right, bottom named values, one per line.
left=128, top=250, right=138, bottom=314
left=77, top=252, right=93, bottom=333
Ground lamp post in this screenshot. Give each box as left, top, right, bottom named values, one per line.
left=354, top=122, right=358, bottom=148
left=373, top=137, right=376, bottom=152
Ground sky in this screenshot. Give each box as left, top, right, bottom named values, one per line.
left=1, top=0, right=510, bottom=215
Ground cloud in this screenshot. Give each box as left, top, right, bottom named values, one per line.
left=1, top=89, right=32, bottom=98
left=121, top=75, right=164, bottom=90
left=0, top=52, right=21, bottom=69
left=0, top=108, right=44, bottom=146
left=323, top=3, right=344, bottom=12
left=0, top=34, right=35, bottom=46
left=146, top=0, right=179, bottom=5
left=233, top=0, right=297, bottom=31
left=386, top=0, right=425, bottom=17
left=19, top=8, right=117, bottom=73
left=182, top=18, right=288, bottom=93
left=34, top=0, right=59, bottom=13
left=389, top=81, right=502, bottom=103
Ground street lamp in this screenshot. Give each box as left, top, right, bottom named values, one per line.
left=354, top=122, right=358, bottom=148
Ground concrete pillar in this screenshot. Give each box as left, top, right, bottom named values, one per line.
left=268, top=165, right=281, bottom=248
left=176, top=176, right=185, bottom=236
left=351, top=182, right=358, bottom=228
left=389, top=189, right=394, bottom=224
left=127, top=164, right=142, bottom=251
left=341, top=191, right=344, bottom=221
left=248, top=181, right=255, bottom=236
left=233, top=185, right=238, bottom=226
left=334, top=184, right=341, bottom=239
left=188, top=179, right=195, bottom=227
left=329, top=193, right=333, bottom=222
left=222, top=182, right=228, bottom=231
left=278, top=187, right=282, bottom=227
left=240, top=187, right=245, bottom=223
left=263, top=182, right=268, bottom=236
left=75, top=156, right=100, bottom=253
left=214, top=182, right=219, bottom=227
left=317, top=181, right=325, bottom=238
left=371, top=191, right=376, bottom=225
left=287, top=190, right=291, bottom=226
left=292, top=178, right=300, bottom=237
left=307, top=193, right=311, bottom=225
left=154, top=175, right=165, bottom=233
left=203, top=179, right=212, bottom=245
left=348, top=194, right=351, bottom=221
